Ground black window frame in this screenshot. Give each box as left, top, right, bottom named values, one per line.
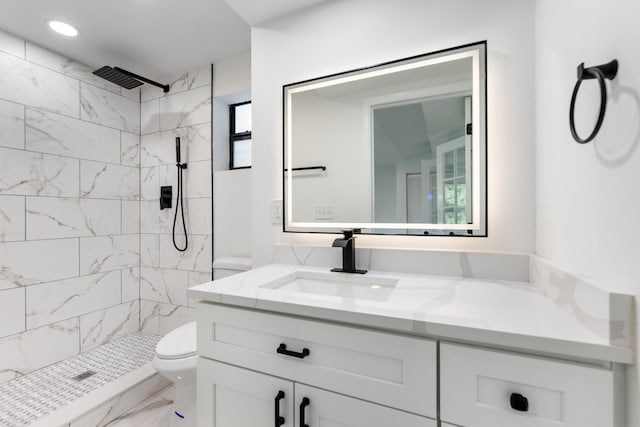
left=229, top=100, right=252, bottom=170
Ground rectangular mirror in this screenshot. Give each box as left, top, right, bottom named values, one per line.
left=283, top=42, right=486, bottom=236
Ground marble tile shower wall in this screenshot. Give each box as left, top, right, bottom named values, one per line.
left=0, top=30, right=141, bottom=384
left=139, top=68, right=213, bottom=335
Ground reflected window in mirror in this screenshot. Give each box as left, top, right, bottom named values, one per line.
left=283, top=42, right=486, bottom=236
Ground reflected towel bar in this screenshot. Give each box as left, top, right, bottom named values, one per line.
left=284, top=166, right=327, bottom=172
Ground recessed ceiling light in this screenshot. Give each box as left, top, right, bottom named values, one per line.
left=48, top=20, right=79, bottom=37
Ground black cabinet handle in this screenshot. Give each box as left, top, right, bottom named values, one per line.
left=299, top=397, right=310, bottom=427
left=275, top=390, right=285, bottom=427
left=510, top=393, right=529, bottom=412
left=277, top=343, right=310, bottom=359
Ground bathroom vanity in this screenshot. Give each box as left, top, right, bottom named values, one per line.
left=189, top=263, right=630, bottom=427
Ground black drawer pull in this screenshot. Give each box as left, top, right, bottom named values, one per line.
left=277, top=343, right=310, bottom=359
left=300, top=397, right=310, bottom=427
left=510, top=393, right=529, bottom=412
left=275, top=390, right=285, bottom=427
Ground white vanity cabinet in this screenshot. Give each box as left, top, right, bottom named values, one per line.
left=196, top=303, right=438, bottom=426
left=440, top=343, right=622, bottom=427
left=197, top=358, right=436, bottom=427
left=195, top=303, right=623, bottom=427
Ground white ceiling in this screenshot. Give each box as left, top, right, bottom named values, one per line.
left=0, top=0, right=331, bottom=83
left=223, top=0, right=330, bottom=26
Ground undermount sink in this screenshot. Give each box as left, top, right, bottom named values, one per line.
left=259, top=271, right=398, bottom=302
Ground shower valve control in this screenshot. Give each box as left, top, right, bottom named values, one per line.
left=160, top=186, right=173, bottom=210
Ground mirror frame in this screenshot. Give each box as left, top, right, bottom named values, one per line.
left=282, top=41, right=487, bottom=236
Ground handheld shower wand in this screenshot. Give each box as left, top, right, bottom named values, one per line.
left=173, top=137, right=188, bottom=252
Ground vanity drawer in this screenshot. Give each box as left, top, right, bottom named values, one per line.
left=196, top=303, right=437, bottom=417
left=440, top=343, right=620, bottom=427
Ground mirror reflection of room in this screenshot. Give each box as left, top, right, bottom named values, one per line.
left=284, top=42, right=486, bottom=236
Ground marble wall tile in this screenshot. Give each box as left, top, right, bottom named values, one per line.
left=80, top=160, right=140, bottom=200
left=186, top=198, right=213, bottom=235
left=141, top=67, right=211, bottom=103
left=141, top=234, right=160, bottom=268
left=79, top=300, right=140, bottom=352
left=25, top=43, right=121, bottom=94
left=0, top=51, right=79, bottom=117
left=69, top=374, right=169, bottom=427
left=140, top=133, right=168, bottom=167
left=0, top=239, right=79, bottom=290
left=26, top=197, right=121, bottom=239
left=0, top=30, right=24, bottom=58
left=140, top=200, right=173, bottom=234
left=26, top=270, right=121, bottom=329
left=141, top=99, right=160, bottom=135
left=185, top=160, right=212, bottom=198
left=140, top=300, right=195, bottom=335
left=80, top=235, right=140, bottom=275
left=0, top=288, right=25, bottom=338
left=159, top=85, right=211, bottom=131
left=188, top=271, right=212, bottom=306
left=121, top=132, right=140, bottom=167
left=0, top=148, right=79, bottom=197
left=25, top=108, right=121, bottom=164
left=140, top=123, right=211, bottom=167
left=0, top=318, right=79, bottom=383
left=140, top=166, right=160, bottom=201
left=181, top=123, right=212, bottom=162
left=139, top=267, right=189, bottom=306
left=121, top=200, right=141, bottom=235
left=122, top=267, right=140, bottom=303
left=80, top=82, right=140, bottom=133
left=0, top=195, right=25, bottom=242
left=120, top=87, right=141, bottom=102
left=0, top=99, right=25, bottom=149
left=189, top=67, right=212, bottom=91
left=160, top=234, right=211, bottom=273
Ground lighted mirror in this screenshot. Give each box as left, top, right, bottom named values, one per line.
left=283, top=42, right=486, bottom=236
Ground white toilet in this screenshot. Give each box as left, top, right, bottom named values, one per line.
left=152, top=257, right=251, bottom=426
left=153, top=321, right=197, bottom=426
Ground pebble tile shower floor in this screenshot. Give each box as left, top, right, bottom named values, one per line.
left=0, top=332, right=161, bottom=426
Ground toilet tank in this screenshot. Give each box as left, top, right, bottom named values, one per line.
left=213, top=257, right=251, bottom=280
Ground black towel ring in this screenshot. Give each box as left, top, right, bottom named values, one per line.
left=569, top=60, right=618, bottom=144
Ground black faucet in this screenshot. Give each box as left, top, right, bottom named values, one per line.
left=330, top=230, right=367, bottom=274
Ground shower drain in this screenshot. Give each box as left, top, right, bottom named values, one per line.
left=72, top=370, right=97, bottom=381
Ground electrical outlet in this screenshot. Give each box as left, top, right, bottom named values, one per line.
left=271, top=200, right=283, bottom=224
left=315, top=205, right=334, bottom=220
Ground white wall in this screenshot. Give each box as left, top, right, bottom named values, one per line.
left=251, top=0, right=535, bottom=266
left=214, top=169, right=252, bottom=258
left=534, top=1, right=640, bottom=425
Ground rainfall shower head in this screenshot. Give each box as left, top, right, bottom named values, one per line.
left=93, top=66, right=170, bottom=93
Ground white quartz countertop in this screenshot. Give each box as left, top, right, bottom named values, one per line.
left=188, top=264, right=633, bottom=364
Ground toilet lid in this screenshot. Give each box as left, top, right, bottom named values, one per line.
left=156, top=321, right=197, bottom=359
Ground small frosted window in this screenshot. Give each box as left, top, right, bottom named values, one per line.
left=234, top=103, right=252, bottom=133
left=233, top=139, right=252, bottom=168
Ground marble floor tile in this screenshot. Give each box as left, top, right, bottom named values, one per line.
left=104, top=385, right=174, bottom=427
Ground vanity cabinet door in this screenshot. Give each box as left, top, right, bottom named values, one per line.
left=197, top=358, right=294, bottom=427
left=294, top=384, right=436, bottom=427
